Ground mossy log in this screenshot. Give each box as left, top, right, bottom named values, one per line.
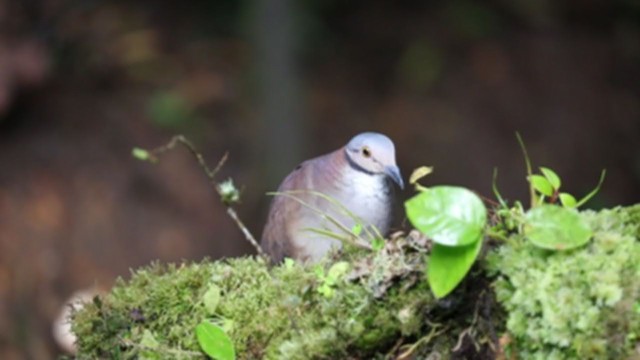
left=71, top=205, right=639, bottom=359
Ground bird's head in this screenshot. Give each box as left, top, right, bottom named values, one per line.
left=345, top=132, right=404, bottom=189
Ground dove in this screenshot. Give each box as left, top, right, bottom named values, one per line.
left=261, top=132, right=403, bottom=263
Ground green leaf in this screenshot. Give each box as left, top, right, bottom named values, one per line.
left=524, top=205, right=592, bottom=250
left=405, top=186, right=487, bottom=246
left=559, top=193, right=577, bottom=208
left=409, top=166, right=434, bottom=191
left=196, top=321, right=236, bottom=360
left=575, top=169, right=606, bottom=208
left=318, top=283, right=334, bottom=298
left=203, top=284, right=221, bottom=314
left=540, top=167, right=561, bottom=190
left=371, top=237, right=384, bottom=251
left=132, top=147, right=150, bottom=161
left=529, top=175, right=554, bottom=197
left=351, top=223, right=363, bottom=237
left=428, top=236, right=482, bottom=298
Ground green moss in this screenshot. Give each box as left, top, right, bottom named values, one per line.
left=487, top=205, right=640, bottom=359
left=73, top=205, right=639, bottom=359
left=72, top=240, right=487, bottom=359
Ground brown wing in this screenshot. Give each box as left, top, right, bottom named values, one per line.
left=260, top=160, right=312, bottom=263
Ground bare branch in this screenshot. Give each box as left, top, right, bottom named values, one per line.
left=143, top=135, right=267, bottom=260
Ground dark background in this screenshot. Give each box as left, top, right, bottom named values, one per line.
left=0, top=0, right=638, bottom=357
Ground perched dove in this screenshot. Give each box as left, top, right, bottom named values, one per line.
left=261, top=132, right=404, bottom=263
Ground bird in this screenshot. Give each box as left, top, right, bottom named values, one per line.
left=261, top=132, right=404, bottom=263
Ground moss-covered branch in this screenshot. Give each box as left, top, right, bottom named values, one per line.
left=71, top=205, right=640, bottom=359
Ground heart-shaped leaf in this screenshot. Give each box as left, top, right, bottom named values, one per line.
left=524, top=205, right=592, bottom=250
left=529, top=175, right=553, bottom=196
left=405, top=186, right=487, bottom=246
left=559, top=193, right=577, bottom=208
left=540, top=167, right=561, bottom=190
left=428, top=236, right=482, bottom=298
left=196, top=321, right=235, bottom=360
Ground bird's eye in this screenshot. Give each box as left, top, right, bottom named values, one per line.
left=362, top=146, right=371, bottom=158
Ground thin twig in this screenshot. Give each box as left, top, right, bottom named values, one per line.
left=226, top=207, right=265, bottom=258
left=146, top=135, right=267, bottom=260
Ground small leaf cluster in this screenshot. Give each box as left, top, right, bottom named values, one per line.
left=405, top=168, right=487, bottom=298
left=314, top=261, right=350, bottom=298
left=528, top=167, right=605, bottom=209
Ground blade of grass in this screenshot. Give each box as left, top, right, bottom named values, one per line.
left=281, top=190, right=383, bottom=240
left=302, top=228, right=372, bottom=249
left=575, top=169, right=606, bottom=207
left=516, top=132, right=537, bottom=208
left=492, top=168, right=506, bottom=207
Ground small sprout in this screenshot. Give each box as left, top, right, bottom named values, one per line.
left=351, top=223, right=363, bottom=237
left=409, top=166, right=433, bottom=191
left=327, top=261, right=350, bottom=280
left=529, top=174, right=554, bottom=197
left=132, top=147, right=157, bottom=163
left=540, top=167, right=561, bottom=189
left=559, top=193, right=577, bottom=208
left=132, top=147, right=150, bottom=161
left=218, top=179, right=240, bottom=205
left=315, top=262, right=350, bottom=298
left=371, top=237, right=385, bottom=252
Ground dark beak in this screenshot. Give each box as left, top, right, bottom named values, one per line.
left=385, top=165, right=404, bottom=189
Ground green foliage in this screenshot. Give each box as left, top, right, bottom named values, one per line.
left=132, top=147, right=152, bottom=162
left=527, top=166, right=606, bottom=209
left=196, top=322, right=235, bottom=360
left=529, top=174, right=554, bottom=197
left=405, top=185, right=486, bottom=298
left=487, top=205, right=640, bottom=359
left=492, top=135, right=606, bottom=253
left=539, top=167, right=561, bottom=189
left=405, top=186, right=486, bottom=247
left=524, top=205, right=593, bottom=250
left=427, top=240, right=482, bottom=298
left=314, top=261, right=350, bottom=298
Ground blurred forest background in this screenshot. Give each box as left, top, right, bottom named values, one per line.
left=0, top=0, right=638, bottom=358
